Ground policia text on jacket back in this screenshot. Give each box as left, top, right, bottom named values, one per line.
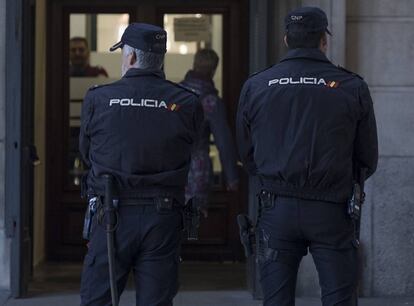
left=236, top=7, right=378, bottom=306
left=78, top=23, right=203, bottom=306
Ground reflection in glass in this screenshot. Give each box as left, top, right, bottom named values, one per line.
left=164, top=14, right=223, bottom=95
left=164, top=14, right=224, bottom=186
left=70, top=37, right=109, bottom=77
left=68, top=14, right=129, bottom=187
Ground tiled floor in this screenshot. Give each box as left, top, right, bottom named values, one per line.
left=26, top=261, right=248, bottom=294
left=4, top=262, right=260, bottom=305
left=0, top=292, right=9, bottom=306
left=2, top=262, right=414, bottom=306
left=5, top=291, right=414, bottom=306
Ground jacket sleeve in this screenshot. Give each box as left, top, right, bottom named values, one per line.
left=79, top=89, right=95, bottom=169
left=205, top=95, right=239, bottom=185
left=236, top=81, right=257, bottom=175
left=353, top=81, right=378, bottom=179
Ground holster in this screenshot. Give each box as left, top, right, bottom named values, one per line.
left=237, top=214, right=255, bottom=257
left=238, top=190, right=276, bottom=258
left=348, top=168, right=367, bottom=248
left=183, top=199, right=200, bottom=240
left=348, top=183, right=363, bottom=220
left=82, top=196, right=101, bottom=240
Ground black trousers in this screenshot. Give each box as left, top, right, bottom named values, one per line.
left=80, top=201, right=182, bottom=306
left=256, top=194, right=358, bottom=306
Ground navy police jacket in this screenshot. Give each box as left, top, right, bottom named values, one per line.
left=79, top=68, right=203, bottom=204
left=236, top=48, right=378, bottom=203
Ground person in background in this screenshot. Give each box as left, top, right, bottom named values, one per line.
left=181, top=49, right=239, bottom=217
left=70, top=37, right=108, bottom=77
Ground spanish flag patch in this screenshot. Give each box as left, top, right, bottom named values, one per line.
left=168, top=103, right=181, bottom=111
left=327, top=81, right=339, bottom=88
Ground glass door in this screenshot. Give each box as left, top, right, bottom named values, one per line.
left=162, top=11, right=244, bottom=261
left=164, top=13, right=225, bottom=187
left=68, top=13, right=130, bottom=189
left=46, top=4, right=136, bottom=260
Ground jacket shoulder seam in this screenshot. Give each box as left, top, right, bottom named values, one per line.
left=165, top=80, right=200, bottom=97
left=337, top=65, right=364, bottom=80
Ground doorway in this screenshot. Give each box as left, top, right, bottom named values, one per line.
left=45, top=0, right=248, bottom=262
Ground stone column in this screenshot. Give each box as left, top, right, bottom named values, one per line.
left=249, top=0, right=301, bottom=72
left=347, top=0, right=414, bottom=296
left=249, top=0, right=271, bottom=73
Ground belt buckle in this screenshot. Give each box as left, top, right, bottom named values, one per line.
left=156, top=197, right=173, bottom=213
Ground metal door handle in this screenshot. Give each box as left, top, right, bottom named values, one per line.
left=28, top=145, right=40, bottom=166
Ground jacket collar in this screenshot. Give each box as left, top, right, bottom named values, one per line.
left=280, top=48, right=331, bottom=64
left=123, top=68, right=165, bottom=79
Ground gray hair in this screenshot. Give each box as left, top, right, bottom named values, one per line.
left=122, top=44, right=164, bottom=70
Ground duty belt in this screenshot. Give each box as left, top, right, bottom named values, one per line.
left=114, top=197, right=181, bottom=216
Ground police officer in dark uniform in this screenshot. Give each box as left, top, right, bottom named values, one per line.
left=79, top=23, right=203, bottom=306
left=236, top=7, right=378, bottom=306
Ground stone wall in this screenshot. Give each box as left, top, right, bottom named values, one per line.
left=296, top=0, right=414, bottom=297
left=0, top=0, right=11, bottom=291
left=346, top=0, right=414, bottom=296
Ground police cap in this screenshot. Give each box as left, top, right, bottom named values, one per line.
left=109, top=23, right=167, bottom=53
left=285, top=7, right=331, bottom=35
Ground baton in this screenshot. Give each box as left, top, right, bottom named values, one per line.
left=103, top=174, right=119, bottom=306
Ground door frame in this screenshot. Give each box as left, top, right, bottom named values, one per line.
left=46, top=0, right=249, bottom=261
left=5, top=0, right=36, bottom=298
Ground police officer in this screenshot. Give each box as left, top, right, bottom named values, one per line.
left=236, top=7, right=378, bottom=306
left=79, top=23, right=203, bottom=306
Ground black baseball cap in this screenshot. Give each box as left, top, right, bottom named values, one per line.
left=285, top=7, right=331, bottom=35
left=109, top=23, right=167, bottom=53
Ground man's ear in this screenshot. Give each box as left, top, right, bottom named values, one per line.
left=319, top=33, right=328, bottom=53
left=284, top=35, right=289, bottom=48
left=129, top=51, right=137, bottom=66
left=321, top=33, right=327, bottom=47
